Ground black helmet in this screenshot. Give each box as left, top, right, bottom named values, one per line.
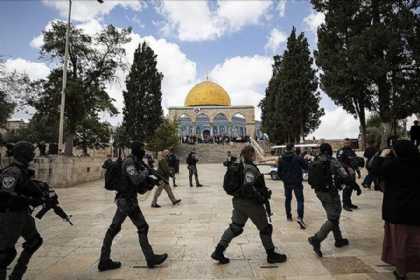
left=12, top=141, right=35, bottom=165
left=131, top=141, right=145, bottom=159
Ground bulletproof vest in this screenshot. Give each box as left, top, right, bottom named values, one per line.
left=0, top=164, right=34, bottom=210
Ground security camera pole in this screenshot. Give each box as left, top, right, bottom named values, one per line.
left=58, top=0, right=104, bottom=154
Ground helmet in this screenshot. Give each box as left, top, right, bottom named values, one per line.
left=131, top=141, right=145, bottom=159
left=12, top=141, right=35, bottom=165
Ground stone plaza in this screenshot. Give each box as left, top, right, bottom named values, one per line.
left=13, top=164, right=419, bottom=280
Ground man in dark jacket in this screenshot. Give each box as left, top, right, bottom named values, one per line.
left=277, top=144, right=308, bottom=229
left=410, top=120, right=420, bottom=148
left=187, top=150, right=202, bottom=187
left=98, top=141, right=168, bottom=272
left=336, top=139, right=362, bottom=211
left=362, top=144, right=378, bottom=189
left=0, top=141, right=44, bottom=280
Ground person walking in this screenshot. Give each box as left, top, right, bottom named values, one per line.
left=409, top=120, right=420, bottom=149
left=98, top=141, right=168, bottom=272
left=371, top=140, right=420, bottom=280
left=337, top=139, right=362, bottom=211
left=308, top=143, right=351, bottom=257
left=0, top=142, right=45, bottom=280
left=211, top=145, right=287, bottom=265
left=277, top=144, right=307, bottom=229
left=151, top=150, right=182, bottom=208
left=362, top=143, right=378, bottom=189
left=187, top=150, right=202, bottom=187
left=167, top=148, right=179, bottom=187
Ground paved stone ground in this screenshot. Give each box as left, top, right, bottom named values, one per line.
left=10, top=164, right=420, bottom=280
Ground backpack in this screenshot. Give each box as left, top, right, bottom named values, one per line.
left=308, top=158, right=333, bottom=191
left=223, top=161, right=243, bottom=196
left=104, top=158, right=123, bottom=191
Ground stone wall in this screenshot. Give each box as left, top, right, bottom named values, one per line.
left=1, top=156, right=106, bottom=188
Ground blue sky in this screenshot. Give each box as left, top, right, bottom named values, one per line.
left=0, top=0, right=361, bottom=139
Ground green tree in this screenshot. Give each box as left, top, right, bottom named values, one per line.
left=312, top=0, right=420, bottom=146
left=73, top=119, right=111, bottom=156
left=0, top=59, right=17, bottom=126
left=112, top=125, right=130, bottom=157
left=146, top=120, right=179, bottom=155
left=261, top=28, right=324, bottom=144
left=313, top=0, right=375, bottom=149
left=30, top=21, right=131, bottom=155
left=123, top=42, right=163, bottom=142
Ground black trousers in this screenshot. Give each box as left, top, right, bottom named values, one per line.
left=342, top=184, right=354, bottom=207
left=100, top=197, right=154, bottom=262
left=0, top=211, right=43, bottom=280
left=188, top=166, right=200, bottom=186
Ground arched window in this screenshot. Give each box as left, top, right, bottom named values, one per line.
left=213, top=113, right=228, bottom=136
left=232, top=113, right=246, bottom=137
left=177, top=114, right=192, bottom=136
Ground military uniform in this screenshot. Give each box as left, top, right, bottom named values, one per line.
left=212, top=161, right=286, bottom=264
left=308, top=154, right=350, bottom=257
left=151, top=158, right=180, bottom=207
left=187, top=152, right=201, bottom=187
left=337, top=147, right=361, bottom=209
left=99, top=154, right=167, bottom=271
left=0, top=159, right=43, bottom=280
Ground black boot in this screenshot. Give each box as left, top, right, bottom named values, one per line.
left=266, top=249, right=287, bottom=264
left=8, top=265, right=27, bottom=280
left=350, top=204, right=358, bottom=209
left=98, top=259, right=122, bottom=272
left=172, top=199, right=182, bottom=206
left=335, top=238, right=349, bottom=248
left=211, top=244, right=230, bottom=264
left=146, top=253, right=168, bottom=268
left=343, top=205, right=353, bottom=212
left=308, top=236, right=323, bottom=257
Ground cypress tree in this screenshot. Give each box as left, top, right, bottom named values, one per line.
left=123, top=42, right=163, bottom=142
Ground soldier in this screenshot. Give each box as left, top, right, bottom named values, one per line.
left=167, top=148, right=178, bottom=187
left=186, top=150, right=202, bottom=187
left=0, top=141, right=44, bottom=280
left=223, top=151, right=237, bottom=168
left=151, top=150, right=182, bottom=208
left=308, top=143, right=351, bottom=257
left=98, top=141, right=168, bottom=272
left=211, top=145, right=287, bottom=264
left=336, top=139, right=362, bottom=211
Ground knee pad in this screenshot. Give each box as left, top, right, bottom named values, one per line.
left=137, top=223, right=149, bottom=235
left=229, top=223, right=244, bottom=237
left=0, top=248, right=17, bottom=268
left=260, top=224, right=273, bottom=236
left=22, top=235, right=43, bottom=253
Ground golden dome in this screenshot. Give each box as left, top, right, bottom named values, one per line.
left=185, top=81, right=231, bottom=107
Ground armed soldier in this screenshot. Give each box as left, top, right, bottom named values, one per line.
left=307, top=143, right=351, bottom=257
left=211, top=145, right=287, bottom=265
left=98, top=141, right=168, bottom=272
left=0, top=141, right=45, bottom=280
left=337, top=138, right=362, bottom=211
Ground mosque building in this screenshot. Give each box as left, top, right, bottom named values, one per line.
left=168, top=80, right=262, bottom=141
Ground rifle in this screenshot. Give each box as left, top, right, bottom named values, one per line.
left=140, top=163, right=170, bottom=185
left=33, top=181, right=73, bottom=226
left=264, top=199, right=273, bottom=223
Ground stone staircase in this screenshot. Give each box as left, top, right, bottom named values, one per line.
left=174, top=143, right=248, bottom=164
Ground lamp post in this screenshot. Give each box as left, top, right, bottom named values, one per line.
left=58, top=0, right=104, bottom=154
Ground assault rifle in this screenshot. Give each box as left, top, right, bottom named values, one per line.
left=33, top=181, right=73, bottom=226
left=140, top=163, right=169, bottom=185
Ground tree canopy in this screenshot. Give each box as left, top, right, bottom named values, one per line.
left=123, top=42, right=163, bottom=142
left=261, top=27, right=324, bottom=144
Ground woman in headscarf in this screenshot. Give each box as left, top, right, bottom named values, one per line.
left=371, top=140, right=420, bottom=280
